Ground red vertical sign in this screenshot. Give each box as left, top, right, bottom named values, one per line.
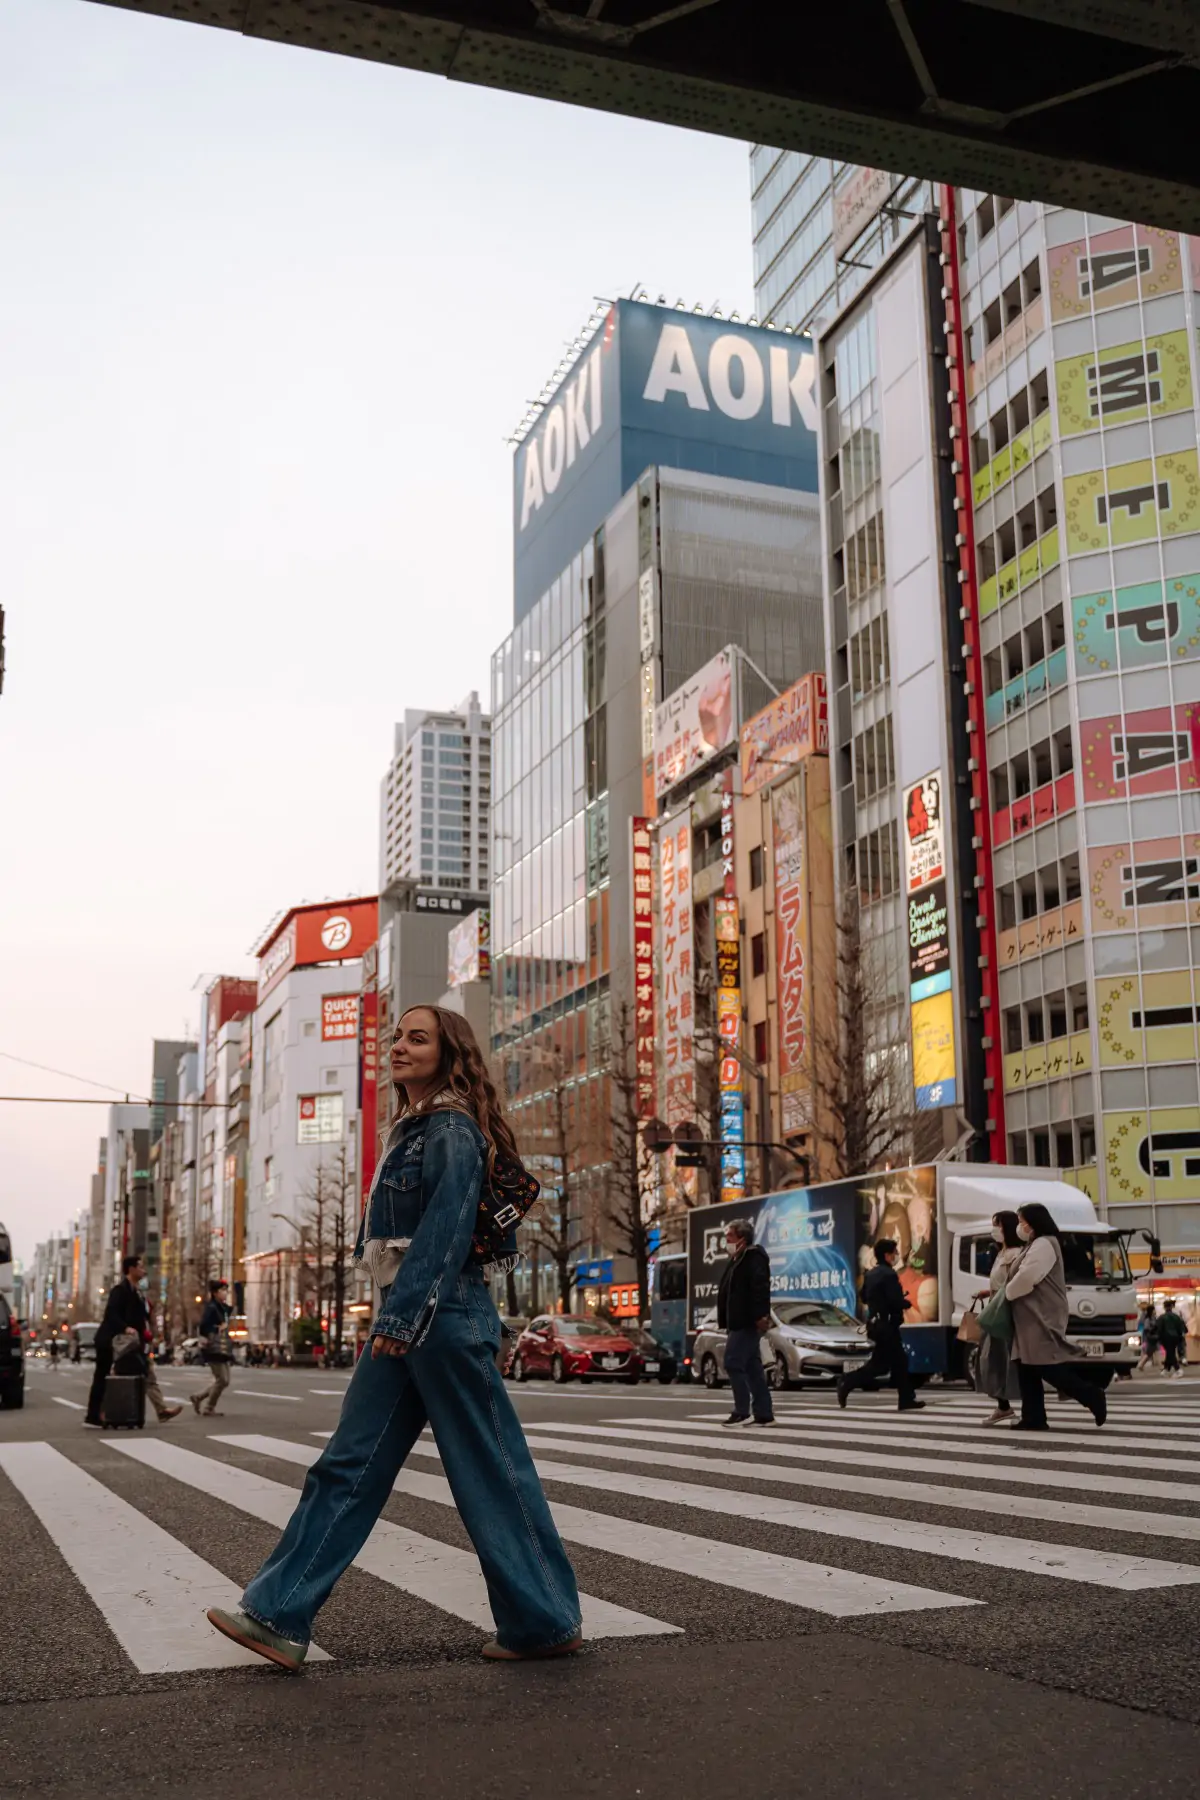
left=359, top=989, right=380, bottom=1208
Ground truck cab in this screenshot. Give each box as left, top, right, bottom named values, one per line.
left=943, top=1175, right=1138, bottom=1385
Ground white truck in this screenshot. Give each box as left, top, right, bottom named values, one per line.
left=681, top=1164, right=1140, bottom=1387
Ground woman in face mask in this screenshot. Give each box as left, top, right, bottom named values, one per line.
left=1006, top=1202, right=1106, bottom=1430
left=975, top=1211, right=1023, bottom=1425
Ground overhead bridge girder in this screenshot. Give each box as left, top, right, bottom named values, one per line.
left=90, top=1, right=1200, bottom=231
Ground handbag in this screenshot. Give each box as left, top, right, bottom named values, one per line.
left=956, top=1300, right=983, bottom=1344
left=469, top=1151, right=541, bottom=1267
left=978, top=1284, right=1014, bottom=1343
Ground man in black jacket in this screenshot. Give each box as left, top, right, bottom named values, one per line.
left=85, top=1253, right=181, bottom=1426
left=837, top=1239, right=924, bottom=1413
left=716, top=1219, right=775, bottom=1427
left=192, top=1279, right=234, bottom=1417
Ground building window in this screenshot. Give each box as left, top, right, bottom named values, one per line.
left=753, top=1020, right=769, bottom=1066
left=749, top=846, right=764, bottom=890
left=751, top=933, right=766, bottom=978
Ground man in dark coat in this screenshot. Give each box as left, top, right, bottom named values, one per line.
left=192, top=1279, right=234, bottom=1417
left=716, top=1218, right=775, bottom=1427
left=85, top=1253, right=180, bottom=1426
left=837, top=1238, right=925, bottom=1413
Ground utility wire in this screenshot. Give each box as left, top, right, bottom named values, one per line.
left=0, top=1049, right=141, bottom=1097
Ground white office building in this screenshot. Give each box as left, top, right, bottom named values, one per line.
left=379, top=692, right=491, bottom=898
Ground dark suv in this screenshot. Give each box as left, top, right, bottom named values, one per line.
left=0, top=1292, right=25, bottom=1410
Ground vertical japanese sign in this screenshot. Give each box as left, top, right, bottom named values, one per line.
left=358, top=988, right=380, bottom=1208
left=630, top=818, right=656, bottom=1118
left=771, top=772, right=811, bottom=1135
left=658, top=811, right=694, bottom=1125
left=903, top=769, right=957, bottom=1109
left=715, top=897, right=745, bottom=1200
left=720, top=768, right=736, bottom=898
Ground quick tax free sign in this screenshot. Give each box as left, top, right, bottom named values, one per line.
left=513, top=300, right=819, bottom=618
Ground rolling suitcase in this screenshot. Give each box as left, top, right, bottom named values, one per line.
left=102, top=1372, right=146, bottom=1429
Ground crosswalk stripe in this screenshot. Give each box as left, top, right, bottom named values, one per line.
left=0, top=1441, right=299, bottom=1673
left=688, top=1412, right=1200, bottom=1470
left=142, top=1437, right=674, bottom=1641
left=401, top=1442, right=1200, bottom=1593
left=516, top=1425, right=1200, bottom=1544
left=228, top=1432, right=974, bottom=1618
left=658, top=1418, right=1200, bottom=1500
left=683, top=1413, right=1200, bottom=1457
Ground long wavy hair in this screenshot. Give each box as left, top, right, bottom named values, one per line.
left=392, top=1005, right=519, bottom=1177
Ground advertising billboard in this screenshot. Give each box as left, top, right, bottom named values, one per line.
left=1087, top=834, right=1200, bottom=932
left=1095, top=971, right=1200, bottom=1066
left=902, top=773, right=945, bottom=892
left=1063, top=449, right=1200, bottom=554
left=513, top=299, right=819, bottom=619
left=297, top=1092, right=344, bottom=1145
left=1079, top=702, right=1200, bottom=801
left=1055, top=329, right=1193, bottom=437
left=907, top=880, right=950, bottom=1000
left=1072, top=572, right=1200, bottom=675
left=447, top=908, right=491, bottom=988
left=1104, top=1107, right=1200, bottom=1203
left=771, top=772, right=810, bottom=1136
left=833, top=166, right=892, bottom=258
left=321, top=994, right=359, bottom=1042
left=653, top=647, right=737, bottom=798
left=911, top=989, right=956, bottom=1111
left=685, top=1171, right=939, bottom=1332
left=740, top=671, right=828, bottom=796
left=658, top=811, right=694, bottom=1125
left=630, top=818, right=656, bottom=1118
left=1047, top=223, right=1183, bottom=322
left=714, top=897, right=745, bottom=1201
left=258, top=897, right=379, bottom=1004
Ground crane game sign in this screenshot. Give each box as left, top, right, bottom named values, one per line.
left=658, top=812, right=695, bottom=1126
left=771, top=772, right=811, bottom=1135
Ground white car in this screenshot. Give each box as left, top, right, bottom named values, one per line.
left=693, top=1300, right=872, bottom=1390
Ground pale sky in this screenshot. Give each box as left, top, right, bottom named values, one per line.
left=0, top=0, right=755, bottom=1264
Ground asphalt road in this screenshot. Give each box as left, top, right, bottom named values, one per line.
left=4, top=1358, right=1200, bottom=1798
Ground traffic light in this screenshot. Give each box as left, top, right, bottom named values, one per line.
left=673, top=1121, right=707, bottom=1168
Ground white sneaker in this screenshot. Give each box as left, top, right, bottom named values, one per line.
left=982, top=1407, right=1014, bottom=1426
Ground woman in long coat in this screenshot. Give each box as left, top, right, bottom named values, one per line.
left=1006, top=1201, right=1106, bottom=1431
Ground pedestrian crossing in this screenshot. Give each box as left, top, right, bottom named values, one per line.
left=2, top=1384, right=1199, bottom=1678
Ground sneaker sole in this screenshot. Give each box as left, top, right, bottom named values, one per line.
left=481, top=1635, right=584, bottom=1662
left=205, top=1609, right=305, bottom=1674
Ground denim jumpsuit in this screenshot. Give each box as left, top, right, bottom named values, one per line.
left=241, top=1109, right=581, bottom=1652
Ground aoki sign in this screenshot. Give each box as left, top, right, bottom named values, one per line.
left=513, top=300, right=820, bottom=618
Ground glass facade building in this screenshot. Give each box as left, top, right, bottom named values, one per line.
left=379, top=693, right=491, bottom=898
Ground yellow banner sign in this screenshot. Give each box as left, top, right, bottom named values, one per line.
left=1064, top=450, right=1200, bottom=554
left=1055, top=329, right=1193, bottom=437
left=997, top=900, right=1083, bottom=968
left=1104, top=1106, right=1200, bottom=1203
left=1002, top=1033, right=1091, bottom=1093
left=1096, top=970, right=1200, bottom=1066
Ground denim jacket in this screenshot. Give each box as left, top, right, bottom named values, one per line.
left=356, top=1107, right=488, bottom=1346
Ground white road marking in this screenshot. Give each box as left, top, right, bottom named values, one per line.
left=403, top=1444, right=1200, bottom=1593
left=50, top=1397, right=85, bottom=1411
left=0, top=1441, right=312, bottom=1673
left=658, top=1418, right=1200, bottom=1499
left=684, top=1413, right=1200, bottom=1458
left=232, top=1432, right=974, bottom=1619
left=515, top=1423, right=1200, bottom=1543
left=309, top=1389, right=349, bottom=1396
left=182, top=1437, right=675, bottom=1640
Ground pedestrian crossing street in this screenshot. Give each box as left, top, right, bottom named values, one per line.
left=2, top=1383, right=1198, bottom=1676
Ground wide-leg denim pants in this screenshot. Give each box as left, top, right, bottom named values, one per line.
left=241, top=1268, right=581, bottom=1652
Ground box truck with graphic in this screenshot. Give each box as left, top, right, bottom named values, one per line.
left=674, top=1165, right=1139, bottom=1385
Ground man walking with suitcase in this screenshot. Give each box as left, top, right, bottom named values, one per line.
left=191, top=1279, right=234, bottom=1417
left=85, top=1254, right=182, bottom=1427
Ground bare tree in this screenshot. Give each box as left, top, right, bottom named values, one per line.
left=603, top=1000, right=654, bottom=1321
left=808, top=887, right=923, bottom=1179
left=300, top=1160, right=334, bottom=1336
left=505, top=1044, right=587, bottom=1312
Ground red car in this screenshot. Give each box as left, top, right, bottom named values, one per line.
left=508, top=1313, right=641, bottom=1384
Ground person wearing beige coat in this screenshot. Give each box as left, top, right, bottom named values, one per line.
left=1006, top=1201, right=1106, bottom=1431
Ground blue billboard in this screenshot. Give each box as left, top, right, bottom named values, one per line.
left=514, top=299, right=819, bottom=619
